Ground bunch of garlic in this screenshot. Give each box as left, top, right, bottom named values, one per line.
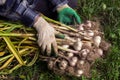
left=42, top=20, right=111, bottom=78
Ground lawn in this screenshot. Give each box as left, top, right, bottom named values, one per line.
left=0, top=0, right=120, bottom=80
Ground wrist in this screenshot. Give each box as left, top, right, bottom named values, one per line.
left=33, top=16, right=48, bottom=29
left=57, top=4, right=70, bottom=12
left=34, top=14, right=42, bottom=24
left=34, top=16, right=43, bottom=27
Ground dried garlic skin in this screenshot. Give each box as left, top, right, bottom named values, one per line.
left=66, top=52, right=74, bottom=58
left=73, top=38, right=83, bottom=51
left=59, top=60, right=68, bottom=70
left=93, top=36, right=101, bottom=47
left=70, top=57, right=78, bottom=66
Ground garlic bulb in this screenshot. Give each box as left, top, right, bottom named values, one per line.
left=79, top=24, right=84, bottom=31
left=93, top=36, right=101, bottom=47
left=86, top=20, right=92, bottom=28
left=79, top=60, right=85, bottom=65
left=82, top=31, right=87, bottom=36
left=48, top=60, right=54, bottom=69
left=62, top=45, right=69, bottom=49
left=71, top=57, right=78, bottom=63
left=76, top=70, right=84, bottom=77
left=66, top=52, right=74, bottom=58
left=96, top=48, right=103, bottom=56
left=100, top=40, right=111, bottom=51
left=70, top=61, right=76, bottom=66
left=83, top=42, right=92, bottom=48
left=87, top=30, right=94, bottom=37
left=81, top=49, right=90, bottom=53
left=65, top=35, right=76, bottom=42
left=82, top=51, right=88, bottom=57
left=81, top=49, right=90, bottom=56
left=70, top=57, right=78, bottom=66
left=59, top=60, right=68, bottom=70
left=73, top=38, right=83, bottom=51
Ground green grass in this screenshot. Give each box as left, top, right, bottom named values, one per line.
left=77, top=0, right=120, bottom=80
left=1, top=0, right=120, bottom=80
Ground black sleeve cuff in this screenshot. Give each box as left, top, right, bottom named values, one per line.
left=15, top=0, right=39, bottom=27
left=21, top=8, right=39, bottom=27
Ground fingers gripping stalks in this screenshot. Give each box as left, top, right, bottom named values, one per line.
left=57, top=4, right=81, bottom=25
left=33, top=16, right=58, bottom=56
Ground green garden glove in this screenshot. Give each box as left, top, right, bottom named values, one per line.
left=57, top=4, right=81, bottom=25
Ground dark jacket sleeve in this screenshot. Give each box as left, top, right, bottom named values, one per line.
left=48, top=0, right=68, bottom=10
left=0, top=0, right=39, bottom=27
left=14, top=0, right=40, bottom=27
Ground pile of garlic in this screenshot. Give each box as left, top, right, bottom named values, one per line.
left=40, top=20, right=111, bottom=77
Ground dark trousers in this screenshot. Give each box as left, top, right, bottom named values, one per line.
left=34, top=0, right=78, bottom=19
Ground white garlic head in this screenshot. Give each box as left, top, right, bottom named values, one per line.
left=65, top=35, right=76, bottom=42
left=73, top=38, right=83, bottom=51
left=70, top=57, right=78, bottom=66
left=81, top=49, right=90, bottom=54
left=87, top=30, right=94, bottom=37
left=79, top=24, right=84, bottom=31
left=96, top=48, right=103, bottom=56
left=59, top=60, right=68, bottom=70
left=62, top=45, right=69, bottom=49
left=71, top=57, right=78, bottom=63
left=80, top=49, right=90, bottom=58
left=86, top=20, right=92, bottom=28
left=79, top=60, right=85, bottom=65
left=76, top=70, right=84, bottom=77
left=48, top=60, right=54, bottom=69
left=93, top=36, right=101, bottom=47
left=66, top=52, right=74, bottom=58
left=82, top=51, right=88, bottom=56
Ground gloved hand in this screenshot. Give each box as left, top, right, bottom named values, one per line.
left=33, top=16, right=58, bottom=56
left=0, top=0, right=6, bottom=5
left=57, top=4, right=81, bottom=25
